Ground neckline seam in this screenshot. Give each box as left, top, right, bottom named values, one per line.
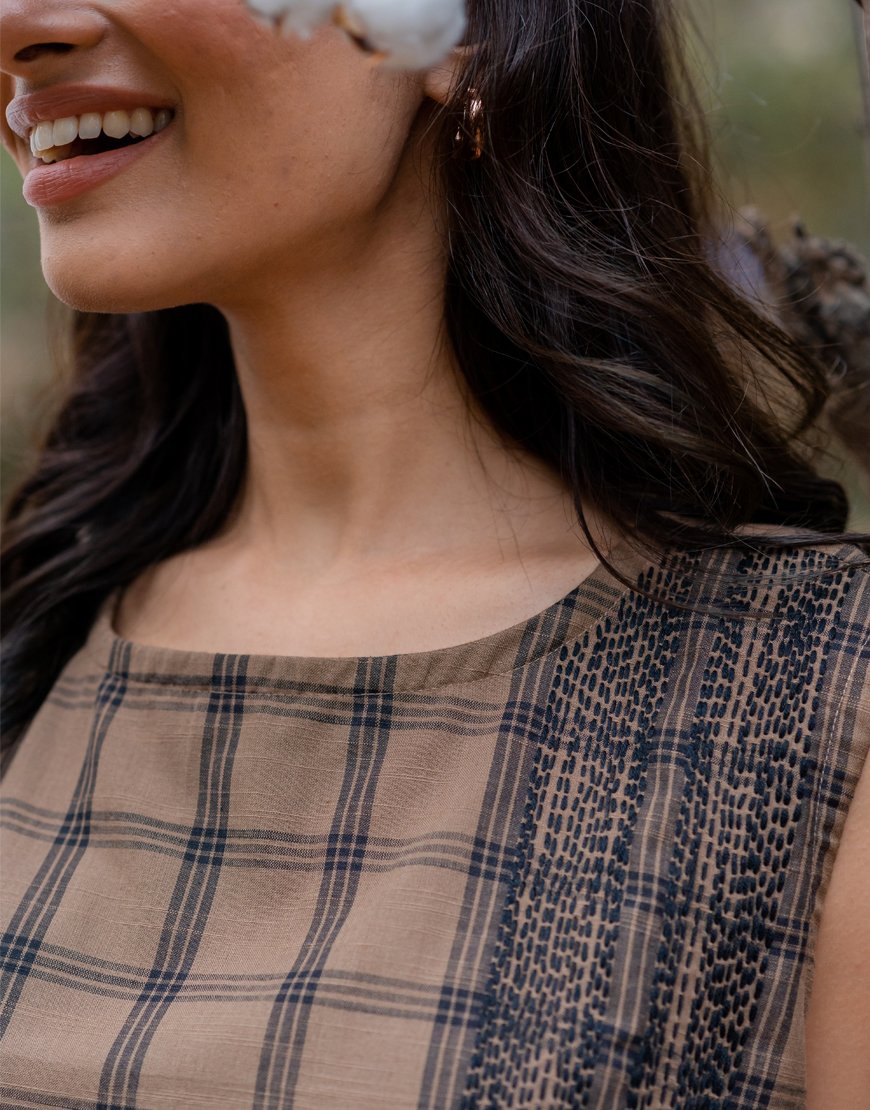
left=81, top=578, right=634, bottom=696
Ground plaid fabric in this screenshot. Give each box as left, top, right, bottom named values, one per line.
left=1, top=541, right=868, bottom=1109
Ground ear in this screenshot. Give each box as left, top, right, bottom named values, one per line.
left=422, top=44, right=478, bottom=105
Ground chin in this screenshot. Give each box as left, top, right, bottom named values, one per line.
left=40, top=246, right=195, bottom=315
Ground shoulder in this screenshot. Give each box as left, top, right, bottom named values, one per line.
left=600, top=534, right=870, bottom=769
left=654, top=534, right=870, bottom=762
left=626, top=533, right=870, bottom=847
left=658, top=534, right=870, bottom=1107
left=615, top=533, right=869, bottom=699
left=652, top=532, right=869, bottom=632
left=641, top=535, right=870, bottom=1105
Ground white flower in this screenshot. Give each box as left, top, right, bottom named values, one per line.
left=245, top=0, right=287, bottom=15
left=247, top=0, right=336, bottom=35
left=284, top=0, right=339, bottom=36
left=342, top=0, right=467, bottom=69
left=244, top=0, right=467, bottom=68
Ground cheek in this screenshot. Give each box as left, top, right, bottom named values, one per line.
left=202, top=102, right=410, bottom=237
left=33, top=3, right=422, bottom=312
left=183, top=29, right=416, bottom=219
left=36, top=100, right=417, bottom=314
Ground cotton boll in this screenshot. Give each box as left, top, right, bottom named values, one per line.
left=243, top=0, right=467, bottom=67
left=244, top=0, right=292, bottom=24
left=343, top=0, right=467, bottom=69
left=280, top=0, right=338, bottom=35
left=245, top=0, right=337, bottom=36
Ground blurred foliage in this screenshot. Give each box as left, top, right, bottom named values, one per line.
left=1, top=0, right=868, bottom=525
left=691, top=0, right=868, bottom=257
left=1, top=151, right=53, bottom=500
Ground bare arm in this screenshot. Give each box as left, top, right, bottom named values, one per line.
left=805, top=711, right=870, bottom=1110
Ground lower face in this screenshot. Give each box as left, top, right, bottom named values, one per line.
left=4, top=0, right=427, bottom=315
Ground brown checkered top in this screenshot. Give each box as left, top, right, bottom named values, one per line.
left=1, top=539, right=868, bottom=1108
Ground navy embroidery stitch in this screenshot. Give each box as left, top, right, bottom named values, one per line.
left=459, top=548, right=865, bottom=1110
left=419, top=590, right=586, bottom=1109
left=460, top=554, right=691, bottom=1108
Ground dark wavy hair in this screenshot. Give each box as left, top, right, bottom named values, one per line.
left=2, top=0, right=865, bottom=762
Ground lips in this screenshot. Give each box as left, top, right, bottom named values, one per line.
left=5, top=83, right=178, bottom=208
left=22, top=118, right=174, bottom=208
left=6, top=84, right=177, bottom=140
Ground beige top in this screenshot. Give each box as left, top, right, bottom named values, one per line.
left=1, top=538, right=868, bottom=1109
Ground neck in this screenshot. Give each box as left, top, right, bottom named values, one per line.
left=214, top=155, right=583, bottom=577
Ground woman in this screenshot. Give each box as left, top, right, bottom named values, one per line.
left=0, top=1, right=867, bottom=1106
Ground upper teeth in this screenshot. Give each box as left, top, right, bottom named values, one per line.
left=29, top=106, right=173, bottom=163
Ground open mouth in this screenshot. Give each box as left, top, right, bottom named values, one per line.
left=33, top=131, right=154, bottom=166
left=59, top=131, right=152, bottom=160
left=29, top=108, right=174, bottom=165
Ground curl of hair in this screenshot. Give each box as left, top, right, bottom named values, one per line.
left=2, top=0, right=865, bottom=764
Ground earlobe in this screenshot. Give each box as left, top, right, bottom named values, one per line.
left=422, top=44, right=477, bottom=105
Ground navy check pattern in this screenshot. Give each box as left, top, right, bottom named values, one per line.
left=1, top=542, right=868, bottom=1109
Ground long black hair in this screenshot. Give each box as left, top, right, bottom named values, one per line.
left=2, top=0, right=864, bottom=762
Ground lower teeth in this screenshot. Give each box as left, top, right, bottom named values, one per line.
left=39, top=146, right=71, bottom=164
left=38, top=135, right=149, bottom=165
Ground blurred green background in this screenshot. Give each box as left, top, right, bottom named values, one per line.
left=2, top=0, right=868, bottom=522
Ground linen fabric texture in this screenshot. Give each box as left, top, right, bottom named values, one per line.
left=1, top=540, right=868, bottom=1109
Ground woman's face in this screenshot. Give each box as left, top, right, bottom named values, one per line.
left=0, top=0, right=431, bottom=313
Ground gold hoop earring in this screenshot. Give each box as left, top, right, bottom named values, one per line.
left=455, top=91, right=485, bottom=160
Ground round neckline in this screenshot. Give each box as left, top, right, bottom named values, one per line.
left=83, top=542, right=649, bottom=693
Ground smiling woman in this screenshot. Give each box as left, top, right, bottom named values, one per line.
left=0, top=1, right=868, bottom=1108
